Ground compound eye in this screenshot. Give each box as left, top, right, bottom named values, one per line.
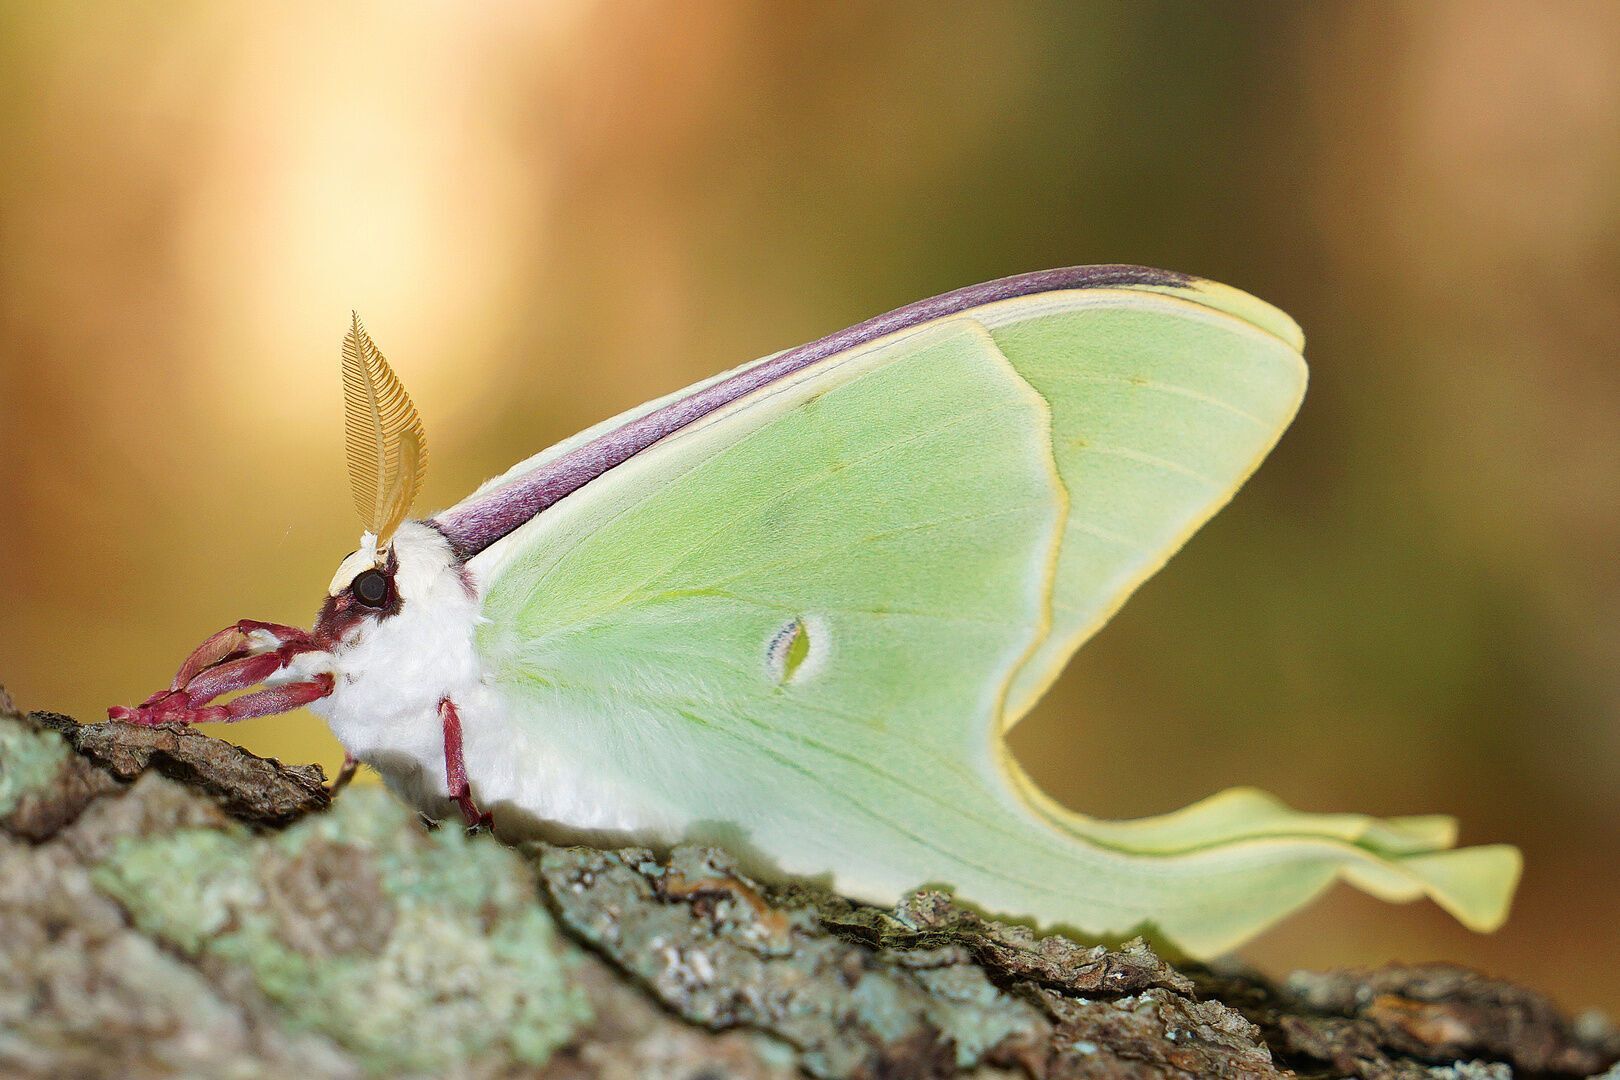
left=352, top=568, right=390, bottom=607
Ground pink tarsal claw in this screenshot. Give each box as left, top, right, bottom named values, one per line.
left=110, top=619, right=329, bottom=727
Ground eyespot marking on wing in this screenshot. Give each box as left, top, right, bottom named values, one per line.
left=766, top=616, right=826, bottom=685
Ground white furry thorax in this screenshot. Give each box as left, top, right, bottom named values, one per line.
left=281, top=520, right=683, bottom=840
left=291, top=522, right=489, bottom=808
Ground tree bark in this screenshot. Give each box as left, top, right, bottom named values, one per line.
left=0, top=689, right=1614, bottom=1080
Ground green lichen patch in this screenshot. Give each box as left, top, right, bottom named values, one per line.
left=91, top=787, right=589, bottom=1074
left=0, top=714, right=71, bottom=817
left=536, top=842, right=1047, bottom=1079
left=817, top=886, right=1194, bottom=999
left=0, top=829, right=359, bottom=1079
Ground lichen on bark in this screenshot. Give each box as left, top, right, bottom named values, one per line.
left=91, top=790, right=589, bottom=1072
left=0, top=692, right=1615, bottom=1079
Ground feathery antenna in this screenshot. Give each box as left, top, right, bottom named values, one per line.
left=341, top=313, right=426, bottom=548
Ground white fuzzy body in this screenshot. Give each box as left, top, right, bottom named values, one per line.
left=290, top=523, right=492, bottom=816
left=290, top=520, right=670, bottom=840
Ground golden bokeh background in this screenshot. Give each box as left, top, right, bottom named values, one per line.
left=2, top=3, right=1616, bottom=1013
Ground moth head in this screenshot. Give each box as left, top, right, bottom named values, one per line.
left=314, top=315, right=435, bottom=648
left=315, top=523, right=460, bottom=647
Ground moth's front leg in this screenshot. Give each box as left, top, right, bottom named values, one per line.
left=122, top=673, right=336, bottom=725
left=439, top=697, right=493, bottom=831
left=109, top=619, right=329, bottom=726
left=167, top=619, right=317, bottom=691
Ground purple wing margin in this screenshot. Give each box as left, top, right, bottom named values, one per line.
left=430, top=264, right=1192, bottom=561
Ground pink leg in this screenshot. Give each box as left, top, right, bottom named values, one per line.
left=329, top=752, right=359, bottom=795
left=167, top=620, right=315, bottom=691
left=110, top=619, right=327, bottom=726
left=439, top=698, right=492, bottom=830
left=162, top=651, right=294, bottom=711
left=114, top=674, right=334, bottom=726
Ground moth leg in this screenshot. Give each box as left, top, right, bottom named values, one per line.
left=114, top=674, right=335, bottom=726
left=438, top=697, right=493, bottom=831
left=167, top=620, right=316, bottom=691
left=111, top=619, right=323, bottom=726
left=329, top=752, right=359, bottom=795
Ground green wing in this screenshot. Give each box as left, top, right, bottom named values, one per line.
left=981, top=284, right=1308, bottom=719
left=472, top=285, right=1519, bottom=957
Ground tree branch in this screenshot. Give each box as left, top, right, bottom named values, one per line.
left=0, top=690, right=1613, bottom=1079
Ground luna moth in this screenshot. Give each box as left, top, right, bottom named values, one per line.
left=111, top=265, right=1520, bottom=958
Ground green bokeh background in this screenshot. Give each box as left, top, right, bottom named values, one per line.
left=2, top=3, right=1615, bottom=1013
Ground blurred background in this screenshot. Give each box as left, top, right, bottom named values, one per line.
left=2, top=1, right=1616, bottom=1014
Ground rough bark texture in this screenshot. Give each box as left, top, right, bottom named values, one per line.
left=0, top=688, right=1614, bottom=1080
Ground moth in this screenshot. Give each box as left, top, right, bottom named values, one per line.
left=113, top=266, right=1520, bottom=957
